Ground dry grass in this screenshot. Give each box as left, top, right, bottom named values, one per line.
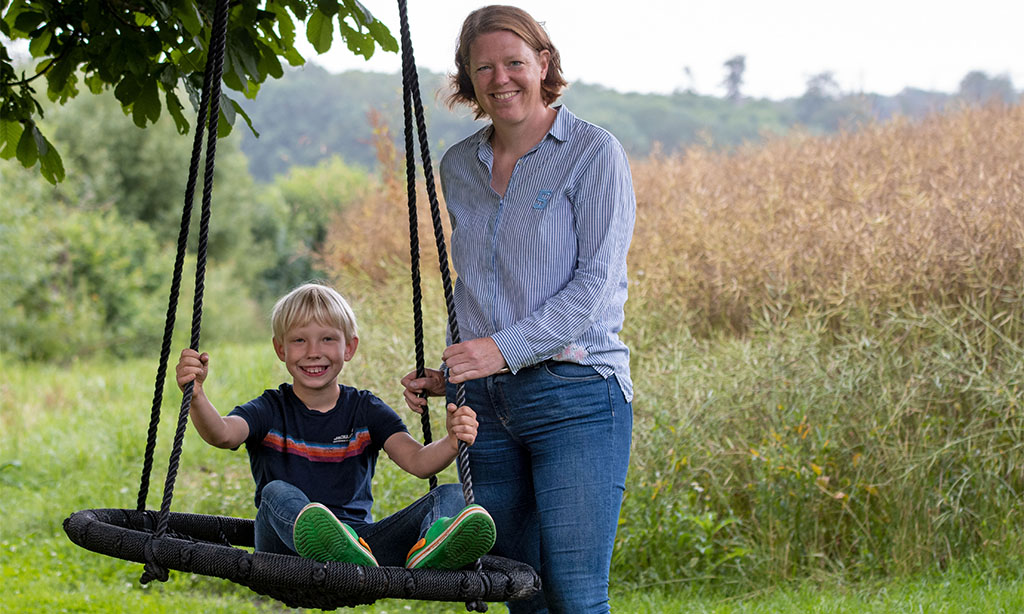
left=321, top=103, right=1024, bottom=339
left=629, top=102, right=1024, bottom=334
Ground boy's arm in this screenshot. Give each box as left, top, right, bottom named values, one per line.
left=383, top=403, right=477, bottom=479
left=176, top=349, right=249, bottom=449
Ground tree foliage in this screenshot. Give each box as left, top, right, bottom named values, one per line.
left=794, top=71, right=866, bottom=131
left=0, top=181, right=168, bottom=360
left=721, top=54, right=745, bottom=104
left=0, top=0, right=397, bottom=183
left=252, top=155, right=374, bottom=295
left=0, top=84, right=311, bottom=360
left=958, top=70, right=1017, bottom=105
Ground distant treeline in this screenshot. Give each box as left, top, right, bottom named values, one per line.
left=237, top=64, right=1019, bottom=182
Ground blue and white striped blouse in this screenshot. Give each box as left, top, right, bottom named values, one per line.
left=439, top=105, right=636, bottom=401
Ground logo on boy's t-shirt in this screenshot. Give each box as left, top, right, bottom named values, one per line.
left=333, top=433, right=352, bottom=444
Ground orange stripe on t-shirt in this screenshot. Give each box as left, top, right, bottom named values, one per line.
left=261, top=428, right=372, bottom=462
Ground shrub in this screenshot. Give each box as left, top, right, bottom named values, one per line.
left=0, top=196, right=166, bottom=361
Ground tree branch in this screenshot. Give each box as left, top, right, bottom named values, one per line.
left=0, top=35, right=77, bottom=87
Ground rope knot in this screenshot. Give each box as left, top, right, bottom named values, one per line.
left=140, top=537, right=169, bottom=584
left=235, top=554, right=252, bottom=580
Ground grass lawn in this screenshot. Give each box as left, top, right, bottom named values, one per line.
left=3, top=531, right=1023, bottom=614
left=3, top=340, right=1022, bottom=613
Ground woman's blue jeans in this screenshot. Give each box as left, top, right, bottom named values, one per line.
left=451, top=361, right=633, bottom=614
left=254, top=480, right=467, bottom=567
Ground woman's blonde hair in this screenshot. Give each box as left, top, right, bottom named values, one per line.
left=270, top=282, right=357, bottom=345
left=446, top=4, right=567, bottom=119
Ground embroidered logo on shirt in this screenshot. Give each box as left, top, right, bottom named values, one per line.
left=533, top=190, right=553, bottom=210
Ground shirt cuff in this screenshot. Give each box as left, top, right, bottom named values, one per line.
left=490, top=327, right=534, bottom=374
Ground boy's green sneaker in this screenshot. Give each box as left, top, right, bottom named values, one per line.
left=405, top=504, right=496, bottom=570
left=293, top=502, right=378, bottom=566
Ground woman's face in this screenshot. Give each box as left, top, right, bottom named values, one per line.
left=468, top=30, right=550, bottom=127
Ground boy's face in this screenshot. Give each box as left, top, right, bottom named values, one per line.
left=273, top=320, right=357, bottom=398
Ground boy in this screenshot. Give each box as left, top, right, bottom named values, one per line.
left=175, top=282, right=495, bottom=569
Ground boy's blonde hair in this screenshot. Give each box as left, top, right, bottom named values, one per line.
left=271, top=282, right=358, bottom=345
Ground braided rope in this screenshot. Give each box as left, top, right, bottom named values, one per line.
left=404, top=26, right=474, bottom=506
left=135, top=15, right=216, bottom=515
left=140, top=0, right=228, bottom=584
left=397, top=1, right=483, bottom=610
left=398, top=0, right=437, bottom=493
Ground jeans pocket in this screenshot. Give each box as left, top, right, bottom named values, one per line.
left=541, top=361, right=603, bottom=382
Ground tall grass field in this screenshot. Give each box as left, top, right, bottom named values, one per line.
left=2, top=103, right=1023, bottom=612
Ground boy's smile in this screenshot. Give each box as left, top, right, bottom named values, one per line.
left=273, top=320, right=358, bottom=410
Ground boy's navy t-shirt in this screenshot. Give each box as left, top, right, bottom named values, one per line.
left=229, top=383, right=408, bottom=525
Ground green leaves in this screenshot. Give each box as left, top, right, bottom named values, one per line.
left=113, top=72, right=163, bottom=129
left=306, top=1, right=398, bottom=58
left=1, top=115, right=64, bottom=184
left=0, top=0, right=399, bottom=184
left=133, top=77, right=162, bottom=128
left=177, top=0, right=204, bottom=37
left=0, top=120, right=22, bottom=159
left=367, top=18, right=399, bottom=53
left=306, top=9, right=335, bottom=54
left=4, top=120, right=66, bottom=184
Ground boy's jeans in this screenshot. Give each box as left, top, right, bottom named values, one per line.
left=452, top=361, right=633, bottom=614
left=254, top=480, right=467, bottom=566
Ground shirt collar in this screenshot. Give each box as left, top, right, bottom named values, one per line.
left=548, top=105, right=572, bottom=143
left=475, top=105, right=573, bottom=151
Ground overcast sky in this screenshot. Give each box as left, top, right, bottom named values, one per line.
left=303, top=0, right=1022, bottom=100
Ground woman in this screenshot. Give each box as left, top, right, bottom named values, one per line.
left=401, top=5, right=635, bottom=613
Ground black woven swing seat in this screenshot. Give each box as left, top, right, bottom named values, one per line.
left=64, top=507, right=540, bottom=610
